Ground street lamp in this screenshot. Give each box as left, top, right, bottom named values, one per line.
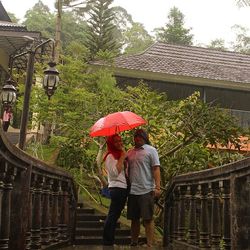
left=16, top=38, right=59, bottom=150
left=1, top=79, right=17, bottom=107
left=43, top=62, right=59, bottom=99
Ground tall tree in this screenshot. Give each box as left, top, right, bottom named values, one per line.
left=22, top=2, right=87, bottom=51
left=231, top=25, right=250, bottom=53
left=153, top=7, right=193, bottom=46
left=123, top=22, right=154, bottom=55
left=55, top=0, right=62, bottom=62
left=84, top=0, right=120, bottom=58
left=207, top=39, right=228, bottom=51
left=23, top=0, right=55, bottom=38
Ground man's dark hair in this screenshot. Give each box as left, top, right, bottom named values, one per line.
left=134, top=129, right=150, bottom=145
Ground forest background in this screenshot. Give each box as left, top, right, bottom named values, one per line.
left=7, top=0, right=250, bottom=192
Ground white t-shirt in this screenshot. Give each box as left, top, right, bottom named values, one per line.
left=105, top=154, right=127, bottom=189
left=127, top=144, right=160, bottom=195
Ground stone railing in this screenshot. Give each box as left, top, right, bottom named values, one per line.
left=0, top=125, right=77, bottom=250
left=163, top=157, right=250, bottom=250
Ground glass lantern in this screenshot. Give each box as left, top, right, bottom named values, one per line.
left=43, top=61, right=59, bottom=99
left=1, top=79, right=17, bottom=107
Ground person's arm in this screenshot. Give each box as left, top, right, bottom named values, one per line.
left=106, top=152, right=126, bottom=177
left=116, top=151, right=127, bottom=174
left=153, top=165, right=161, bottom=197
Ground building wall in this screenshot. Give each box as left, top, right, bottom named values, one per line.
left=115, top=76, right=250, bottom=110
left=115, top=75, right=250, bottom=127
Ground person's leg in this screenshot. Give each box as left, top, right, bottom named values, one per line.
left=140, top=192, right=155, bottom=247
left=127, top=194, right=140, bottom=245
left=103, top=189, right=118, bottom=245
left=144, top=219, right=154, bottom=247
left=3, top=121, right=9, bottom=132
left=131, top=219, right=140, bottom=245
left=103, top=188, right=127, bottom=245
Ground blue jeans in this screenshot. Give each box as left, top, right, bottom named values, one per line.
left=103, top=187, right=128, bottom=245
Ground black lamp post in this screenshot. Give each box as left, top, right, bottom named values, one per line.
left=17, top=38, right=59, bottom=150
left=1, top=79, right=17, bottom=107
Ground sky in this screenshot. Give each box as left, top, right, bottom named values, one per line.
left=1, top=0, right=250, bottom=46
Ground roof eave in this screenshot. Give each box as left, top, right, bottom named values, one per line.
left=91, top=64, right=250, bottom=92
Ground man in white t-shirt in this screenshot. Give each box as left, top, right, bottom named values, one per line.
left=127, top=129, right=161, bottom=247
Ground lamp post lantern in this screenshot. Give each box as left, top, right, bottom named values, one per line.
left=18, top=38, right=59, bottom=150
left=43, top=61, right=59, bottom=99
left=1, top=79, right=17, bottom=107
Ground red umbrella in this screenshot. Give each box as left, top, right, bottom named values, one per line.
left=90, top=111, right=147, bottom=137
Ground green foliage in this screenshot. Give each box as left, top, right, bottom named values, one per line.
left=22, top=1, right=88, bottom=49
left=8, top=12, right=19, bottom=23
left=59, top=11, right=88, bottom=48
left=154, top=7, right=193, bottom=45
left=122, top=85, right=245, bottom=184
left=231, top=25, right=250, bottom=53
left=26, top=142, right=57, bottom=162
left=123, top=22, right=154, bottom=55
left=208, top=39, right=228, bottom=51
left=23, top=0, right=55, bottom=38
left=84, top=0, right=120, bottom=58
left=28, top=52, right=245, bottom=188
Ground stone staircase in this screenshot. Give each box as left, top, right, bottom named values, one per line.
left=74, top=203, right=146, bottom=246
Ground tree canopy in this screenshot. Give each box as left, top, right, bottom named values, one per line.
left=153, top=7, right=193, bottom=45
left=14, top=0, right=250, bottom=189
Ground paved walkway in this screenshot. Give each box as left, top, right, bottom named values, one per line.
left=4, top=126, right=34, bottom=146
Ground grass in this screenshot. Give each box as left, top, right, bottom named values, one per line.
left=26, top=142, right=58, bottom=164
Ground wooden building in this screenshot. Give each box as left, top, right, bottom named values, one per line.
left=91, top=42, right=250, bottom=127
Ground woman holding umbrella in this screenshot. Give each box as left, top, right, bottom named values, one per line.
left=102, top=134, right=128, bottom=246
left=89, top=111, right=147, bottom=245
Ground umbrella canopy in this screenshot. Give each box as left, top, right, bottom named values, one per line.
left=90, top=111, right=147, bottom=137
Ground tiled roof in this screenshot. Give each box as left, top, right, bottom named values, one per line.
left=0, top=20, right=27, bottom=31
left=208, top=136, right=250, bottom=153
left=93, top=42, right=250, bottom=85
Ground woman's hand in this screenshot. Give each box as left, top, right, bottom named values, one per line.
left=120, top=149, right=127, bottom=159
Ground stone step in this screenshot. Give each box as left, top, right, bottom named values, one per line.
left=74, top=203, right=143, bottom=246
left=77, top=208, right=95, bottom=214
left=76, top=214, right=106, bottom=221
left=77, top=203, right=84, bottom=208
left=74, top=235, right=146, bottom=245
left=76, top=220, right=121, bottom=228
left=75, top=228, right=130, bottom=236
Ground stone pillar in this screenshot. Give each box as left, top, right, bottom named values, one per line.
left=41, top=178, right=51, bottom=245
left=221, top=180, right=231, bottom=250
left=173, top=187, right=180, bottom=240
left=50, top=180, right=59, bottom=242
left=177, top=185, right=187, bottom=241
left=0, top=164, right=15, bottom=249
left=199, top=183, right=210, bottom=249
left=25, top=189, right=33, bottom=250
left=58, top=182, right=69, bottom=241
left=30, top=175, right=43, bottom=249
left=211, top=182, right=221, bottom=249
left=187, top=185, right=198, bottom=245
